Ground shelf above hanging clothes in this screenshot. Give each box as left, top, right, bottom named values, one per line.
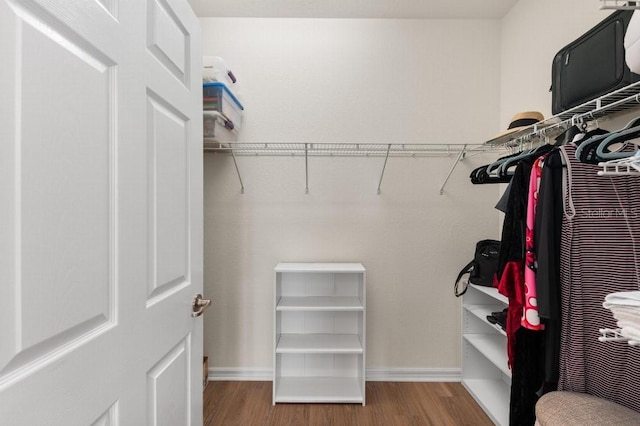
left=484, top=81, right=640, bottom=148
left=205, top=82, right=640, bottom=194
left=204, top=142, right=495, bottom=157
left=204, top=142, right=502, bottom=195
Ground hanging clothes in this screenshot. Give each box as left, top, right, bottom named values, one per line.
left=523, top=155, right=545, bottom=331
left=534, top=149, right=564, bottom=389
left=557, top=143, right=640, bottom=413
left=509, top=327, right=545, bottom=426
left=496, top=144, right=554, bottom=366
left=496, top=157, right=532, bottom=368
left=495, top=154, right=547, bottom=426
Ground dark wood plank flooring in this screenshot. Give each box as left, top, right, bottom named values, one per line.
left=203, top=381, right=493, bottom=426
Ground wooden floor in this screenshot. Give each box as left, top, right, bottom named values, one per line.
left=203, top=381, right=493, bottom=426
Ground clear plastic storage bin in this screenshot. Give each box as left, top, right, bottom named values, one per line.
left=203, top=82, right=244, bottom=131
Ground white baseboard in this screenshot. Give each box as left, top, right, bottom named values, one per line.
left=209, top=367, right=272, bottom=381
left=365, top=368, right=460, bottom=382
left=208, top=367, right=461, bottom=382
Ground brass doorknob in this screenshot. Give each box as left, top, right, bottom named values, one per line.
left=192, top=294, right=211, bottom=317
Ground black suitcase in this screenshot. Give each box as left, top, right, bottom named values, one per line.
left=551, top=10, right=640, bottom=115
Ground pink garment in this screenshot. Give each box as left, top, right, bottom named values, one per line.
left=522, top=155, right=544, bottom=331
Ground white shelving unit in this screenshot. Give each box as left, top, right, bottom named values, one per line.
left=462, top=283, right=510, bottom=426
left=273, top=262, right=366, bottom=405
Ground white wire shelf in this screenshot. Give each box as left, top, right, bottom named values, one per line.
left=205, top=82, right=640, bottom=194
left=205, top=142, right=504, bottom=195
left=485, top=82, right=640, bottom=148
left=600, top=0, right=640, bottom=9
left=204, top=142, right=494, bottom=157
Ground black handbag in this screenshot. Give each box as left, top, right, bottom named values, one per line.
left=454, top=240, right=500, bottom=297
left=551, top=9, right=640, bottom=115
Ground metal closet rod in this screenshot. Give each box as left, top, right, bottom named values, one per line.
left=207, top=142, right=493, bottom=157
left=205, top=142, right=497, bottom=195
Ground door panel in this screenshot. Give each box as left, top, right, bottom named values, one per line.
left=19, top=16, right=114, bottom=357
left=147, top=336, right=191, bottom=426
left=146, top=91, right=190, bottom=305
left=147, top=0, right=191, bottom=85
left=1, top=0, right=117, bottom=379
left=143, top=0, right=203, bottom=422
left=0, top=0, right=203, bottom=424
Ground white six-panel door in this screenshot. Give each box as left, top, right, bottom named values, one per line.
left=0, top=0, right=203, bottom=424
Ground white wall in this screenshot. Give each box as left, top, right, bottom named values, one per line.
left=499, top=0, right=607, bottom=126
left=202, top=0, right=627, bottom=379
left=202, top=18, right=503, bottom=377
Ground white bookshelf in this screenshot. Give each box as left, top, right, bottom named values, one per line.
left=462, top=283, right=510, bottom=425
left=273, top=263, right=366, bottom=405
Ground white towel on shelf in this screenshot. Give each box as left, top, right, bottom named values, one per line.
left=603, top=291, right=640, bottom=309
left=617, top=319, right=640, bottom=330
left=610, top=306, right=640, bottom=325
left=620, top=325, right=640, bottom=343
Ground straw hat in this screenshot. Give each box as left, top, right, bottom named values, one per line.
left=495, top=111, right=544, bottom=138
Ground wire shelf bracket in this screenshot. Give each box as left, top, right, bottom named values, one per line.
left=377, top=144, right=391, bottom=195
left=230, top=148, right=245, bottom=194
left=440, top=145, right=467, bottom=195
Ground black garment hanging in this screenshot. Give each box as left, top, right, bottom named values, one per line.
left=496, top=144, right=554, bottom=280
left=534, top=149, right=564, bottom=388
left=496, top=144, right=555, bottom=425
left=509, top=328, right=546, bottom=426
left=495, top=157, right=537, bottom=426
left=496, top=159, right=532, bottom=280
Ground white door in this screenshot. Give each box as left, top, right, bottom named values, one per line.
left=0, top=0, right=204, bottom=424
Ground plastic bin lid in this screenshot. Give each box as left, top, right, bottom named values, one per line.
left=203, top=82, right=244, bottom=110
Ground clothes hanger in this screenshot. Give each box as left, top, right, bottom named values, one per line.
left=493, top=138, right=537, bottom=176
left=553, top=124, right=582, bottom=146
left=484, top=150, right=524, bottom=177
left=574, top=132, right=609, bottom=163
left=470, top=167, right=512, bottom=184
left=471, top=136, right=548, bottom=184
left=497, top=136, right=553, bottom=178
left=472, top=154, right=518, bottom=183
left=470, top=150, right=521, bottom=184
left=470, top=165, right=488, bottom=184
left=572, top=118, right=613, bottom=163
left=595, top=121, right=640, bottom=161
left=574, top=117, right=639, bottom=163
